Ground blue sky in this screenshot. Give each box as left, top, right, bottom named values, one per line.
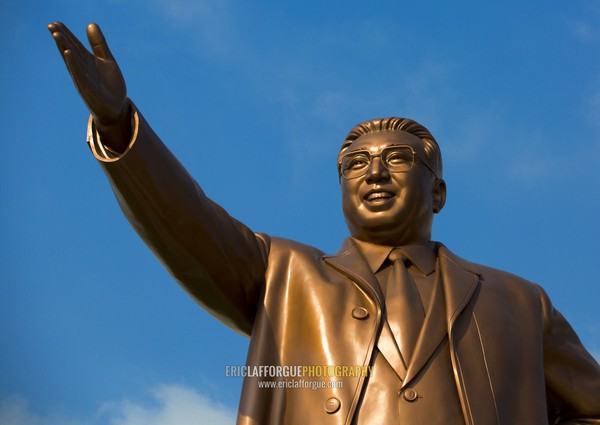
left=2, top=0, right=600, bottom=424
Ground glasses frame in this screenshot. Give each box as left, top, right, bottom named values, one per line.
left=338, top=144, right=439, bottom=180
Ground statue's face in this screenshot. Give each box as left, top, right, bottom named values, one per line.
left=340, top=130, right=445, bottom=246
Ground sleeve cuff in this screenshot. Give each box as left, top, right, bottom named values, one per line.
left=86, top=102, right=140, bottom=162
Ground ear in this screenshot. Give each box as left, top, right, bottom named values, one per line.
left=432, top=179, right=446, bottom=214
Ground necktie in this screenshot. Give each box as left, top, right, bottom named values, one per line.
left=385, top=249, right=425, bottom=365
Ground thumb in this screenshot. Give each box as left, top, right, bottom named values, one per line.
left=86, top=23, right=114, bottom=60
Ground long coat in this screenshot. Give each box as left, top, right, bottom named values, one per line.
left=88, top=106, right=600, bottom=425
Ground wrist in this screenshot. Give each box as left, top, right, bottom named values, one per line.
left=94, top=103, right=132, bottom=153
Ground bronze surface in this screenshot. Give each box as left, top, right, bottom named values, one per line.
left=49, top=22, right=600, bottom=425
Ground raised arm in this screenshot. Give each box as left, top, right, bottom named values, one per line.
left=48, top=22, right=130, bottom=152
left=48, top=23, right=269, bottom=336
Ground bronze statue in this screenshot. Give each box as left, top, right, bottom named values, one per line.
left=48, top=22, right=600, bottom=425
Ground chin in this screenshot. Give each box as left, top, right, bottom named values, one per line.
left=347, top=213, right=433, bottom=246
left=348, top=221, right=400, bottom=245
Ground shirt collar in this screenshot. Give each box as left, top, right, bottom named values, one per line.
left=352, top=238, right=437, bottom=276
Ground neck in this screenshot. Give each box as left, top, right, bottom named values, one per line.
left=353, top=230, right=432, bottom=247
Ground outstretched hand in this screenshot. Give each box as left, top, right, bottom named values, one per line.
left=48, top=22, right=131, bottom=151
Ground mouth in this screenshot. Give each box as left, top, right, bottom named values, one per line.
left=364, top=190, right=395, bottom=202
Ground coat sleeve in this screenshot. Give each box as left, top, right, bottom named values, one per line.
left=86, top=102, right=269, bottom=337
left=538, top=286, right=600, bottom=424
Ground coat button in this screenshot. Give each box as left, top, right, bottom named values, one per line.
left=403, top=388, right=418, bottom=402
left=351, top=307, right=369, bottom=320
left=324, top=397, right=341, bottom=413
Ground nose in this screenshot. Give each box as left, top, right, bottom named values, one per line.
left=365, top=156, right=390, bottom=183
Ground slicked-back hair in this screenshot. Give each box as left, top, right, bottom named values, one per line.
left=339, top=117, right=442, bottom=179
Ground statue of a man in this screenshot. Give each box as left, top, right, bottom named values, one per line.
left=48, top=22, right=600, bottom=424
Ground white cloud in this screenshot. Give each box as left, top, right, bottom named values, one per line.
left=106, top=384, right=235, bottom=425
left=0, top=395, right=87, bottom=425
left=0, top=385, right=236, bottom=425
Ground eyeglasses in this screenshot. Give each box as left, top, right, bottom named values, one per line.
left=338, top=145, right=438, bottom=180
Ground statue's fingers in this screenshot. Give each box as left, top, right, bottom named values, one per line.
left=50, top=22, right=89, bottom=59
left=49, top=28, right=66, bottom=53
left=52, top=22, right=81, bottom=44
left=49, top=31, right=74, bottom=67
left=86, top=23, right=114, bottom=60
left=63, top=49, right=87, bottom=83
left=47, top=21, right=64, bottom=34
left=63, top=49, right=97, bottom=102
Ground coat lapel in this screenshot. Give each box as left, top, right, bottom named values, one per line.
left=323, top=239, right=408, bottom=379
left=437, top=246, right=500, bottom=425
left=322, top=238, right=385, bottom=310
left=379, top=320, right=408, bottom=380
left=402, top=246, right=481, bottom=387
left=402, top=263, right=446, bottom=387
left=436, top=246, right=480, bottom=328
left=322, top=241, right=486, bottom=383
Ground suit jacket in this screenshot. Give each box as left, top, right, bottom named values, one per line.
left=87, top=106, right=600, bottom=425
